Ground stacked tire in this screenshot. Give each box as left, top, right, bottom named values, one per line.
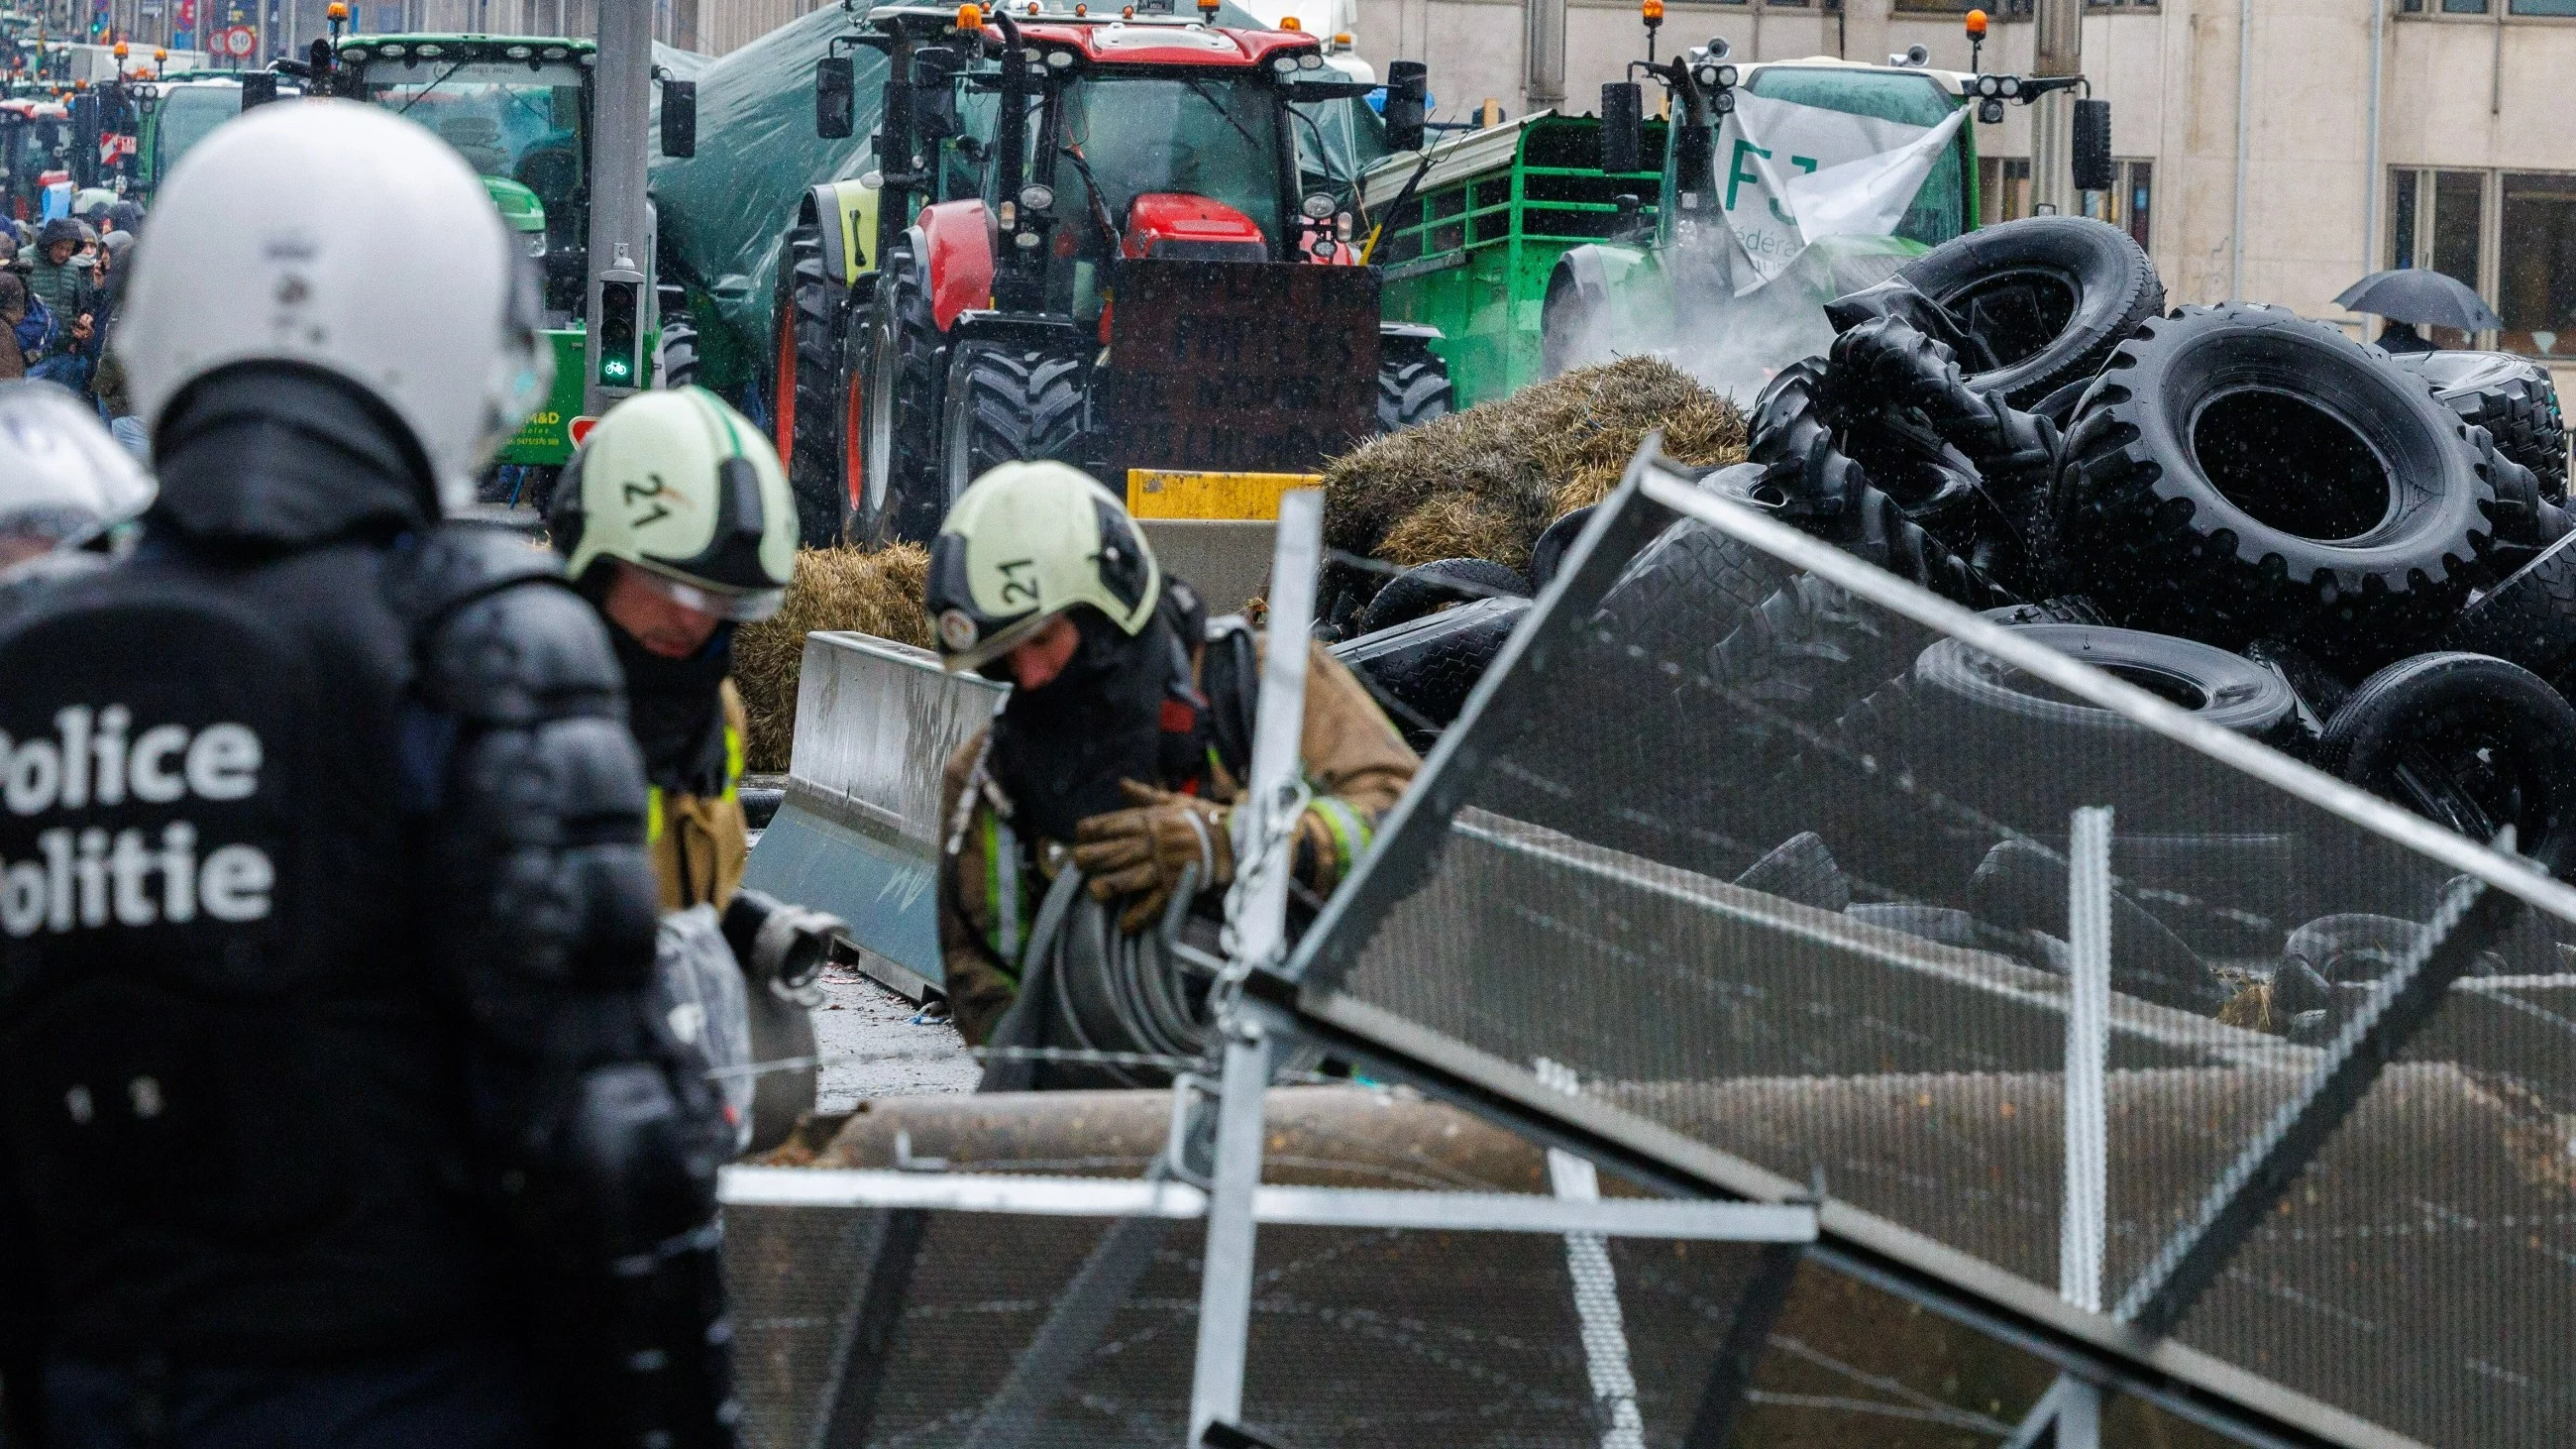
left=1525, top=215, right=2576, bottom=1020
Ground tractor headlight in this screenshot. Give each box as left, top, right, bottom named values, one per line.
left=1998, top=74, right=2020, bottom=97
left=1978, top=96, right=2004, bottom=123
left=1712, top=88, right=1735, bottom=114
left=1691, top=62, right=1718, bottom=88
left=1298, top=51, right=1324, bottom=68
left=1300, top=191, right=1335, bottom=220
left=1271, top=55, right=1297, bottom=73
left=524, top=231, right=547, bottom=259
left=1020, top=182, right=1055, bottom=212
left=1975, top=74, right=1998, bottom=96
left=1046, top=48, right=1073, bottom=67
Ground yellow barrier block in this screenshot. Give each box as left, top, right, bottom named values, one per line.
left=1126, top=469, right=1323, bottom=521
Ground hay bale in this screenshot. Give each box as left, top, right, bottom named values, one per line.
left=1324, top=356, right=1747, bottom=576
left=733, top=544, right=932, bottom=772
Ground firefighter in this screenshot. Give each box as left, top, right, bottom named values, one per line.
left=0, top=102, right=739, bottom=1447
left=548, top=387, right=843, bottom=1149
left=926, top=462, right=1419, bottom=1048
left=549, top=387, right=790, bottom=914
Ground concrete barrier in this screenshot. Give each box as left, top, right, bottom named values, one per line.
left=740, top=630, right=1007, bottom=997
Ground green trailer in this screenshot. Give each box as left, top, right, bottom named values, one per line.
left=1360, top=113, right=1664, bottom=408
left=1369, top=42, right=2084, bottom=406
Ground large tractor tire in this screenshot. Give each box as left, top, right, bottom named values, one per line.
left=1377, top=333, right=1453, bottom=433
left=2391, top=349, right=2570, bottom=503
left=2055, top=303, right=2498, bottom=664
left=1332, top=595, right=1533, bottom=744
left=855, top=234, right=948, bottom=545
left=1891, top=215, right=2163, bottom=411
left=656, top=282, right=699, bottom=390
left=2319, top=650, right=2576, bottom=876
left=936, top=341, right=1090, bottom=528
left=771, top=222, right=849, bottom=546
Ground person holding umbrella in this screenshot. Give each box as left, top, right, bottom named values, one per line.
left=2336, top=267, right=2506, bottom=354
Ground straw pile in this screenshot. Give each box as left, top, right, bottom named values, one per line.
left=1324, top=356, right=1747, bottom=576
left=733, top=543, right=933, bottom=772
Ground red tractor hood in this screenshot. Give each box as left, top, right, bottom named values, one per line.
left=1122, top=193, right=1267, bottom=261
left=990, top=20, right=1318, bottom=68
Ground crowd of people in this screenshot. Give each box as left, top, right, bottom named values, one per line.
left=0, top=200, right=145, bottom=455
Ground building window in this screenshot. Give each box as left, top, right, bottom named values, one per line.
left=2388, top=168, right=2488, bottom=345
left=1981, top=156, right=2148, bottom=250
left=2386, top=167, right=2576, bottom=359
left=2512, top=0, right=2576, bottom=14
left=2501, top=173, right=2576, bottom=359
left=1981, top=156, right=2031, bottom=225
left=2079, top=159, right=2152, bottom=251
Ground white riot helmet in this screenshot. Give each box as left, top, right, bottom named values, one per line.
left=113, top=100, right=551, bottom=513
left=0, top=381, right=155, bottom=568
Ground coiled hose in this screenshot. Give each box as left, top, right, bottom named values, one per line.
left=977, top=865, right=1223, bottom=1092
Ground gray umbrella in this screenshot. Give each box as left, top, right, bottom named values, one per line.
left=2334, top=268, right=2506, bottom=332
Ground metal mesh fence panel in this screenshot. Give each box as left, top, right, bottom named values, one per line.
left=1289, top=454, right=2576, bottom=1445
left=722, top=1201, right=1776, bottom=1448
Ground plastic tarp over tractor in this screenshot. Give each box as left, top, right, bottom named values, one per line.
left=646, top=0, right=1385, bottom=387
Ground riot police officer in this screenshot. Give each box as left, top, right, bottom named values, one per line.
left=0, top=380, right=153, bottom=612
left=0, top=103, right=738, bottom=1447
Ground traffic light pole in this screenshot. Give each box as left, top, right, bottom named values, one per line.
left=585, top=0, right=651, bottom=415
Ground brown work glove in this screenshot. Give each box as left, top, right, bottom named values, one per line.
left=1071, top=779, right=1235, bottom=934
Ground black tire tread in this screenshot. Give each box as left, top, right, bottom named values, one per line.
left=2056, top=303, right=2495, bottom=658
left=659, top=308, right=700, bottom=390
left=1376, top=343, right=1454, bottom=434
left=944, top=343, right=1091, bottom=517
left=776, top=223, right=849, bottom=546
left=1894, top=215, right=2165, bottom=409
left=869, top=234, right=948, bottom=544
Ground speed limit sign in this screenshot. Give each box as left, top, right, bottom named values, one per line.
left=223, top=25, right=256, bottom=56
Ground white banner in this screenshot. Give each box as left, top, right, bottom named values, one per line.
left=1715, top=91, right=1966, bottom=293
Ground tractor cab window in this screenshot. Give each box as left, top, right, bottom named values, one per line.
left=1736, top=66, right=1970, bottom=246
left=940, top=80, right=1002, bottom=202
left=1044, top=72, right=1287, bottom=257
left=354, top=58, right=590, bottom=251
left=144, top=85, right=238, bottom=188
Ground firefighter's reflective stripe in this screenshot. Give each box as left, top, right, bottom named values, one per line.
left=646, top=785, right=666, bottom=843
left=983, top=813, right=1021, bottom=977
left=1309, top=796, right=1370, bottom=879
left=721, top=722, right=743, bottom=802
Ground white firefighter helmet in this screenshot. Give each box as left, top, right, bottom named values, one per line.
left=112, top=99, right=550, bottom=513
left=0, top=381, right=156, bottom=559
left=549, top=388, right=800, bottom=621
left=924, top=461, right=1160, bottom=672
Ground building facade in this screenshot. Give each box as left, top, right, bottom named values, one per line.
left=1354, top=0, right=2576, bottom=386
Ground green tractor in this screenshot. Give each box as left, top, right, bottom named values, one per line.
left=1370, top=20, right=2100, bottom=405
left=320, top=34, right=690, bottom=491
left=772, top=3, right=1451, bottom=549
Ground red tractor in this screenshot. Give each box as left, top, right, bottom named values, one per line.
left=787, top=1, right=1450, bottom=546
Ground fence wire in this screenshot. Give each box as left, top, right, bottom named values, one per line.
left=1285, top=449, right=2576, bottom=1446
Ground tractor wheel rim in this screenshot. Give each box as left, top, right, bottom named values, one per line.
left=843, top=360, right=868, bottom=513
left=773, top=301, right=797, bottom=462
left=864, top=317, right=898, bottom=516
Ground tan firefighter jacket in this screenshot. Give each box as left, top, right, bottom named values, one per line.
left=648, top=680, right=752, bottom=914
left=936, top=634, right=1417, bottom=1046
